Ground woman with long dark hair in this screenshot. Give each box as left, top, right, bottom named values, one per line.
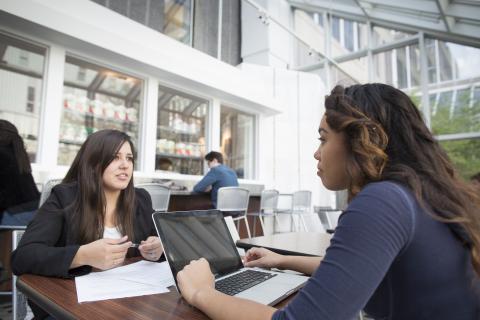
left=12, top=129, right=163, bottom=278
left=175, top=84, right=480, bottom=319
left=0, top=119, right=39, bottom=225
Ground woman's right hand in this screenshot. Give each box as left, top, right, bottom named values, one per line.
left=243, top=247, right=284, bottom=269
left=73, top=236, right=132, bottom=270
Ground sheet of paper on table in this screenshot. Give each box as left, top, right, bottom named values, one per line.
left=75, top=260, right=175, bottom=303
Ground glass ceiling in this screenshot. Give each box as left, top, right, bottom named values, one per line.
left=288, top=0, right=480, bottom=47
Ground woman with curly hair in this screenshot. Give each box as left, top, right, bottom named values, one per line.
left=176, top=83, right=480, bottom=320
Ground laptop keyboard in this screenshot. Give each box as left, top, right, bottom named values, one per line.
left=215, top=270, right=277, bottom=296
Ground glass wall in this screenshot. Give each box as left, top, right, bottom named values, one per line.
left=156, top=85, right=207, bottom=175
left=91, top=0, right=193, bottom=44
left=0, top=33, right=46, bottom=162
left=220, top=106, right=255, bottom=179
left=294, top=11, right=480, bottom=180
left=59, top=56, right=143, bottom=166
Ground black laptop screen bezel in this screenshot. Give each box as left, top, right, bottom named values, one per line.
left=152, top=209, right=244, bottom=288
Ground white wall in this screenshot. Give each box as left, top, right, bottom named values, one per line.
left=240, top=63, right=335, bottom=208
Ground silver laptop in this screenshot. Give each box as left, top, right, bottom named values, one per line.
left=152, top=210, right=308, bottom=306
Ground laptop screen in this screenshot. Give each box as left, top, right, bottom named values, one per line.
left=152, top=210, right=244, bottom=281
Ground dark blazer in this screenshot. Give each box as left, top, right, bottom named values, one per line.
left=11, top=182, right=157, bottom=278
left=0, top=145, right=39, bottom=217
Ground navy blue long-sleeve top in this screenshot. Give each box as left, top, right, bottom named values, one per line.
left=273, top=181, right=480, bottom=320
left=193, top=164, right=238, bottom=207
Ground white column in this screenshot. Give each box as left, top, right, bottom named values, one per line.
left=209, top=99, right=221, bottom=152
left=37, top=44, right=65, bottom=168
left=140, top=77, right=159, bottom=173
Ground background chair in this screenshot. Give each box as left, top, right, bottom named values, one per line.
left=314, top=206, right=343, bottom=233
left=292, top=190, right=312, bottom=231
left=136, top=183, right=171, bottom=212
left=248, top=189, right=279, bottom=236
left=217, top=187, right=251, bottom=238
left=39, top=179, right=62, bottom=207
left=223, top=216, right=245, bottom=256
left=273, top=194, right=294, bottom=233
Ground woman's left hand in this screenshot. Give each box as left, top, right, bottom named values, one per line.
left=177, top=258, right=215, bottom=306
left=139, top=236, right=163, bottom=261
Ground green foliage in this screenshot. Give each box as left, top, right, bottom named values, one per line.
left=430, top=91, right=480, bottom=180
left=407, top=91, right=480, bottom=180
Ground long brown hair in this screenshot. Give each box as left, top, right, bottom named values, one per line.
left=0, top=119, right=32, bottom=174
left=63, top=130, right=136, bottom=244
left=325, top=84, right=480, bottom=277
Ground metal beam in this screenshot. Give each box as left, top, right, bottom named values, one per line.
left=360, top=0, right=438, bottom=14
left=435, top=0, right=453, bottom=32
left=436, top=131, right=480, bottom=141
left=353, top=0, right=369, bottom=20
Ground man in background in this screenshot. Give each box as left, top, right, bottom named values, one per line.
left=193, top=151, right=238, bottom=208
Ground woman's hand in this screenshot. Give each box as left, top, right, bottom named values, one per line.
left=177, top=258, right=215, bottom=306
left=139, top=236, right=163, bottom=261
left=244, top=247, right=284, bottom=269
left=73, top=236, right=131, bottom=270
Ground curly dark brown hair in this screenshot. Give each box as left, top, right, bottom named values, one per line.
left=324, top=84, right=480, bottom=277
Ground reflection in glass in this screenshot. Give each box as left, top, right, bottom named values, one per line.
left=440, top=138, right=480, bottom=180
left=156, top=86, right=207, bottom=175
left=220, top=106, right=254, bottom=179
left=59, top=56, right=142, bottom=166
left=91, top=0, right=193, bottom=44
left=0, top=33, right=46, bottom=162
left=410, top=44, right=420, bottom=87
left=396, top=47, right=408, bottom=89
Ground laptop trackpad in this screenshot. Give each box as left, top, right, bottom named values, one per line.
left=235, top=271, right=308, bottom=305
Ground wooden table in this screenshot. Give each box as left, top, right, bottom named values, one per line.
left=236, top=232, right=332, bottom=257
left=17, top=260, right=293, bottom=320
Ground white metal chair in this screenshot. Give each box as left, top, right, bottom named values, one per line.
left=39, top=179, right=62, bottom=207
left=292, top=190, right=312, bottom=231
left=217, top=187, right=251, bottom=238
left=136, top=183, right=171, bottom=212
left=273, top=193, right=294, bottom=233
left=248, top=189, right=279, bottom=236
left=223, top=216, right=245, bottom=256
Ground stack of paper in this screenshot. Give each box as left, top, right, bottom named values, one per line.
left=75, top=260, right=175, bottom=303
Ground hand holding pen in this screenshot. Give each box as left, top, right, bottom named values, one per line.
left=138, top=236, right=163, bottom=261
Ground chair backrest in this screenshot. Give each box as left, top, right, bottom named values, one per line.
left=223, top=216, right=245, bottom=256
left=217, top=187, right=250, bottom=214
left=292, top=190, right=312, bottom=212
left=39, top=179, right=62, bottom=207
left=12, top=230, right=27, bottom=320
left=137, top=183, right=171, bottom=212
left=260, top=189, right=279, bottom=213
left=276, top=193, right=293, bottom=214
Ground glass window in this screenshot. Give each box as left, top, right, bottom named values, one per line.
left=426, top=38, right=437, bottom=84
left=220, top=106, right=255, bottom=179
left=409, top=44, right=421, bottom=87
left=156, top=86, right=208, bottom=175
left=373, top=26, right=413, bottom=46
left=331, top=16, right=340, bottom=42
left=396, top=47, right=408, bottom=89
left=0, top=33, right=46, bottom=162
left=337, top=57, right=368, bottom=84
left=344, top=20, right=354, bottom=52
left=91, top=0, right=193, bottom=44
left=59, top=56, right=143, bottom=166
left=440, top=138, right=480, bottom=180
left=373, top=50, right=394, bottom=86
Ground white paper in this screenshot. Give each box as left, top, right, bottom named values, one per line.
left=75, top=260, right=175, bottom=303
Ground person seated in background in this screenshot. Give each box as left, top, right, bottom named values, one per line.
left=0, top=119, right=40, bottom=226
left=177, top=84, right=480, bottom=320
left=12, top=129, right=164, bottom=317
left=193, top=151, right=238, bottom=208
